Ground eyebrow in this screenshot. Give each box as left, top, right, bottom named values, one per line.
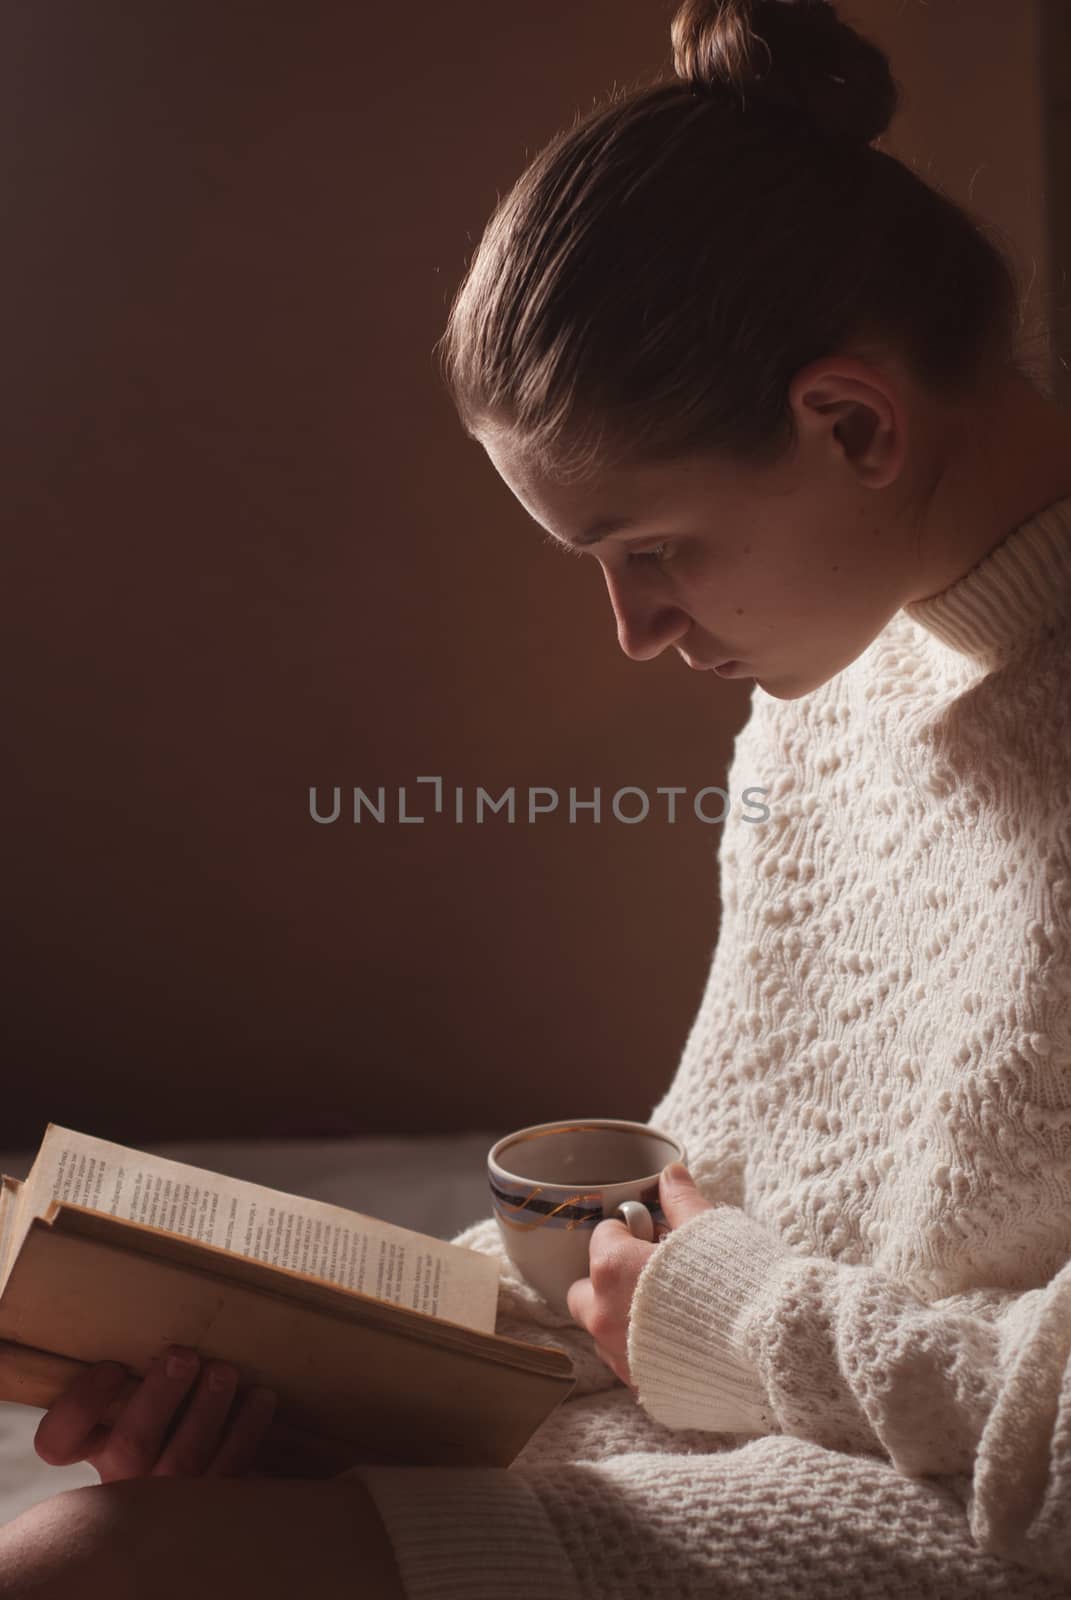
left=572, top=514, right=639, bottom=547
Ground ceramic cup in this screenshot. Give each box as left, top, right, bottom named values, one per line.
left=487, top=1118, right=686, bottom=1315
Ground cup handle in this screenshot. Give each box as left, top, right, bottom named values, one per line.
left=610, top=1199, right=655, bottom=1243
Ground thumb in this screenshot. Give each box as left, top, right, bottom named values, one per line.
left=658, top=1162, right=713, bottom=1227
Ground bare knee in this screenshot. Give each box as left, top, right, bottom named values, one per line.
left=0, top=1483, right=141, bottom=1600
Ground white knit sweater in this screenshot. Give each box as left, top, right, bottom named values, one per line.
left=357, top=494, right=1071, bottom=1599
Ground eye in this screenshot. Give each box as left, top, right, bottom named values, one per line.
left=625, top=541, right=671, bottom=568
left=541, top=532, right=585, bottom=560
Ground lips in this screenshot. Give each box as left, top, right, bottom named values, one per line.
left=680, top=650, right=741, bottom=674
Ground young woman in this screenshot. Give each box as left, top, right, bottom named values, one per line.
left=6, top=1, right=1071, bottom=1595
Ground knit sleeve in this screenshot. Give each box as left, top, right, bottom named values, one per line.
left=448, top=1214, right=624, bottom=1401
left=626, top=1201, right=1071, bottom=1581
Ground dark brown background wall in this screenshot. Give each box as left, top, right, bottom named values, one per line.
left=3, top=2, right=1059, bottom=1148
left=1043, top=0, right=1071, bottom=404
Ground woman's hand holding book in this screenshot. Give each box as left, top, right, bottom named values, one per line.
left=32, top=1345, right=279, bottom=1482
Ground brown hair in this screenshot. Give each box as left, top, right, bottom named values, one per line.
left=435, top=0, right=1043, bottom=483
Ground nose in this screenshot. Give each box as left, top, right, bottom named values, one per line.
left=601, top=567, right=690, bottom=662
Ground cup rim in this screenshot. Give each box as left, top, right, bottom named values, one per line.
left=488, top=1117, right=683, bottom=1188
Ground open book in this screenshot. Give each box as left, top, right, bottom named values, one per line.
left=0, top=1124, right=575, bottom=1478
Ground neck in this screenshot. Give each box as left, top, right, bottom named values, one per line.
left=907, top=369, right=1071, bottom=605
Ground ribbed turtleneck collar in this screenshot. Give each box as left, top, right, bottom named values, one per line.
left=902, top=493, right=1071, bottom=662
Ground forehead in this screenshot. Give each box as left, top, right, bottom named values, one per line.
left=480, top=433, right=713, bottom=539
left=478, top=435, right=602, bottom=533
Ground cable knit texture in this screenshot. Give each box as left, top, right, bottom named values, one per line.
left=356, top=494, right=1071, bottom=1599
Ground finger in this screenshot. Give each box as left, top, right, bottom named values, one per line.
left=565, top=1276, right=593, bottom=1326
left=204, top=1385, right=279, bottom=1478
left=588, top=1222, right=649, bottom=1282
left=92, top=1347, right=204, bottom=1482
left=34, top=1362, right=134, bottom=1467
left=149, top=1360, right=246, bottom=1478
left=588, top=1219, right=628, bottom=1262
left=593, top=1340, right=629, bottom=1387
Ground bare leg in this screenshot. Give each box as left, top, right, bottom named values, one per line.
left=0, top=1476, right=405, bottom=1600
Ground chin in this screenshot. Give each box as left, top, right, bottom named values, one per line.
left=753, top=669, right=831, bottom=702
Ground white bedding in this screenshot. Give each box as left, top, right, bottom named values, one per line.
left=0, top=1132, right=496, bottom=1524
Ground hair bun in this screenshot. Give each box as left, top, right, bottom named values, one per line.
left=670, top=0, right=898, bottom=146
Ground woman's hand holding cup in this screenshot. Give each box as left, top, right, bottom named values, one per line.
left=487, top=1118, right=711, bottom=1387
left=565, top=1162, right=713, bottom=1390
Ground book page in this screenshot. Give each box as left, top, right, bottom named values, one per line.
left=8, top=1125, right=499, bottom=1335
left=0, top=1177, right=23, bottom=1296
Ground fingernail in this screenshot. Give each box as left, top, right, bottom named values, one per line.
left=166, top=1351, right=198, bottom=1380
left=662, top=1162, right=690, bottom=1182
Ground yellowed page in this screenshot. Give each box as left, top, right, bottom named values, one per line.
left=12, top=1124, right=498, bottom=1334
left=0, top=1176, right=24, bottom=1293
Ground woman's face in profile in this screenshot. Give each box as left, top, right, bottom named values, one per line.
left=479, top=363, right=928, bottom=702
